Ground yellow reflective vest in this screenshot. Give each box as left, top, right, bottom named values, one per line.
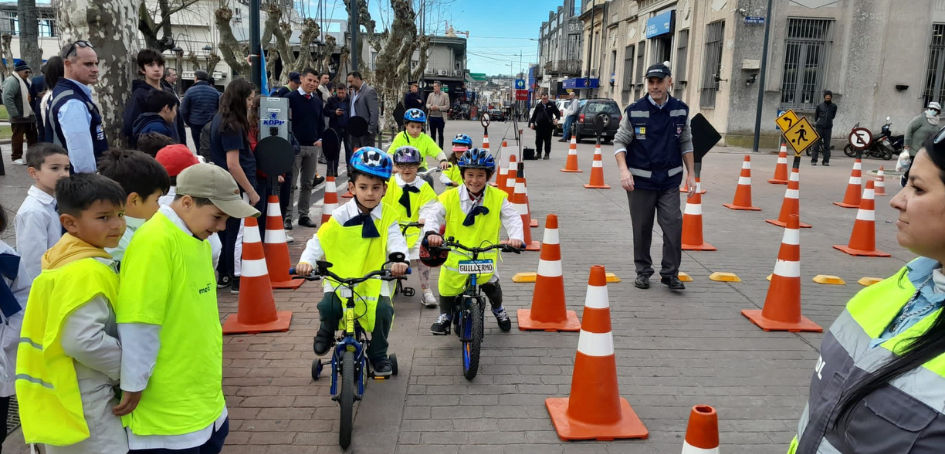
left=437, top=186, right=507, bottom=296
left=382, top=176, right=438, bottom=250
left=317, top=202, right=399, bottom=332
left=116, top=211, right=224, bottom=435
left=443, top=164, right=463, bottom=187
left=16, top=257, right=118, bottom=445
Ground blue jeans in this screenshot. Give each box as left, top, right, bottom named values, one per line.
left=131, top=418, right=229, bottom=453
left=563, top=115, right=577, bottom=139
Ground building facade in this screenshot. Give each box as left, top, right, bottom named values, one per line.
left=537, top=0, right=584, bottom=97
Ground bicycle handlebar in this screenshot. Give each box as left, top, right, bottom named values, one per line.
left=440, top=237, right=524, bottom=255
left=290, top=261, right=411, bottom=284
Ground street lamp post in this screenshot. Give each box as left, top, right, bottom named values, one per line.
left=203, top=44, right=213, bottom=72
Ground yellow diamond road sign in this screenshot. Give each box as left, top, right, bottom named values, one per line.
left=784, top=117, right=820, bottom=157
left=776, top=110, right=800, bottom=131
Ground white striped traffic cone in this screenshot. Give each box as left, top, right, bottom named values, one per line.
left=723, top=155, right=761, bottom=211
left=681, top=406, right=720, bottom=454
left=511, top=177, right=540, bottom=251
left=584, top=143, right=610, bottom=189
left=834, top=158, right=863, bottom=208
left=561, top=136, right=582, bottom=173
left=874, top=166, right=887, bottom=196
left=517, top=214, right=580, bottom=331
left=263, top=195, right=303, bottom=289
left=768, top=142, right=789, bottom=184
left=833, top=180, right=891, bottom=257
left=321, top=176, right=339, bottom=225
left=504, top=155, right=518, bottom=197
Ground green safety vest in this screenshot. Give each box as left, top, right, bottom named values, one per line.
left=16, top=258, right=119, bottom=445
left=382, top=177, right=438, bottom=250
left=116, top=211, right=224, bottom=435
left=317, top=202, right=399, bottom=332
left=789, top=262, right=945, bottom=453
left=437, top=186, right=506, bottom=296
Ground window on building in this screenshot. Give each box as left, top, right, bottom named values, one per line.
left=39, top=19, right=56, bottom=37
left=924, top=23, right=945, bottom=107
left=622, top=44, right=635, bottom=104
left=611, top=49, right=617, bottom=86
left=780, top=18, right=833, bottom=109
left=675, top=29, right=689, bottom=100
left=700, top=20, right=725, bottom=109
left=7, top=13, right=18, bottom=36
left=635, top=40, right=645, bottom=99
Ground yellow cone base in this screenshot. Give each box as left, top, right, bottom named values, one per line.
left=517, top=309, right=581, bottom=332
left=222, top=311, right=293, bottom=335
left=813, top=275, right=845, bottom=285
left=709, top=272, right=741, bottom=282
left=678, top=272, right=693, bottom=282
left=832, top=245, right=891, bottom=257
left=766, top=274, right=772, bottom=281
left=859, top=277, right=884, bottom=286
left=545, top=397, right=649, bottom=441
left=513, top=272, right=620, bottom=283
left=741, top=309, right=823, bottom=333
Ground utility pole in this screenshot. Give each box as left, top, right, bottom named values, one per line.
left=250, top=0, right=261, bottom=88
left=752, top=0, right=774, bottom=152
left=350, top=0, right=360, bottom=75
left=585, top=0, right=595, bottom=90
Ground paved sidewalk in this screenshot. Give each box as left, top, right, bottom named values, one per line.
left=0, top=124, right=909, bottom=453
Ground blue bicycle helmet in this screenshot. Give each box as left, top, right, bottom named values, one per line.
left=451, top=133, right=473, bottom=147
left=350, top=147, right=393, bottom=180
left=392, top=146, right=422, bottom=165
left=457, top=148, right=496, bottom=171
left=404, top=108, right=427, bottom=123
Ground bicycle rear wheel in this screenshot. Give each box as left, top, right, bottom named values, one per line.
left=339, top=350, right=355, bottom=449
left=461, top=298, right=483, bottom=380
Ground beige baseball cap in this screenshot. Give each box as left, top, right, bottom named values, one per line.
left=177, top=164, right=260, bottom=218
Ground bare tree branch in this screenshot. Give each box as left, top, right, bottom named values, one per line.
left=215, top=5, right=251, bottom=75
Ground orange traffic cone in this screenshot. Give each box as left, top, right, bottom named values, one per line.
left=483, top=133, right=490, bottom=153
left=522, top=176, right=539, bottom=228
left=742, top=214, right=822, bottom=332
left=834, top=158, right=863, bottom=208
left=682, top=192, right=716, bottom=251
left=321, top=176, right=339, bottom=225
left=584, top=143, right=610, bottom=189
left=518, top=214, right=580, bottom=332
left=833, top=180, right=890, bottom=257
left=223, top=216, right=293, bottom=334
left=561, top=136, right=583, bottom=173
left=874, top=166, right=887, bottom=196
left=511, top=177, right=541, bottom=251
left=682, top=406, right=720, bottom=454
left=504, top=155, right=518, bottom=197
left=680, top=177, right=707, bottom=194
left=263, top=195, right=303, bottom=290
left=766, top=167, right=812, bottom=228
left=545, top=265, right=648, bottom=441
left=491, top=141, right=508, bottom=187
left=768, top=142, right=789, bottom=184
left=723, top=155, right=761, bottom=211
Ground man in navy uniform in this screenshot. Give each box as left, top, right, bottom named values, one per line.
left=613, top=62, right=695, bottom=291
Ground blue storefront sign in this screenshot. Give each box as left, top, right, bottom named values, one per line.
left=562, top=78, right=600, bottom=89
left=744, top=16, right=765, bottom=25
left=645, top=10, right=675, bottom=39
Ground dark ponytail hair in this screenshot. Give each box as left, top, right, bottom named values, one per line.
left=834, top=131, right=945, bottom=427
left=219, top=78, right=254, bottom=136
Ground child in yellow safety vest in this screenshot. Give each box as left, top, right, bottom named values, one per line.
left=0, top=202, right=32, bottom=449
left=296, top=148, right=409, bottom=378
left=387, top=108, right=449, bottom=184
left=382, top=145, right=443, bottom=307
left=113, top=164, right=259, bottom=452
left=16, top=174, right=129, bottom=454
left=421, top=148, right=524, bottom=334
left=96, top=149, right=170, bottom=265
left=439, top=133, right=472, bottom=188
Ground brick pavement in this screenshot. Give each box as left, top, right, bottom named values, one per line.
left=0, top=122, right=910, bottom=453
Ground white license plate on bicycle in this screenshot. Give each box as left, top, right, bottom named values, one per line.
left=458, top=259, right=494, bottom=275
left=335, top=287, right=353, bottom=298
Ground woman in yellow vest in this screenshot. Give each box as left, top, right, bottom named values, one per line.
left=788, top=132, right=945, bottom=453
left=421, top=148, right=524, bottom=334
left=382, top=146, right=442, bottom=307
left=16, top=174, right=128, bottom=454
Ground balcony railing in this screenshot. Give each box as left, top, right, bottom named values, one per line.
left=543, top=59, right=582, bottom=76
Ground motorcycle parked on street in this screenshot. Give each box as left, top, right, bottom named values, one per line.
left=840, top=117, right=901, bottom=160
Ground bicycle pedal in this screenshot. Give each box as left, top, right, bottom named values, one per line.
left=372, top=376, right=387, bottom=381
left=403, top=288, right=416, bottom=297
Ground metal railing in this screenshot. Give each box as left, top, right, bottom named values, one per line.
left=779, top=18, right=833, bottom=110
left=700, top=20, right=724, bottom=109
left=924, top=23, right=945, bottom=107
left=622, top=44, right=635, bottom=105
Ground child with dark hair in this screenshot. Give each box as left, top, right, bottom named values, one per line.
left=15, top=143, right=70, bottom=278
left=16, top=173, right=128, bottom=454
left=131, top=89, right=181, bottom=146
left=122, top=48, right=167, bottom=143
left=97, top=149, right=170, bottom=263
left=136, top=132, right=176, bottom=157
left=0, top=201, right=33, bottom=449
left=155, top=144, right=221, bottom=268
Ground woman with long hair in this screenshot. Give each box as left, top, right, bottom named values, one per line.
left=208, top=78, right=256, bottom=292
left=788, top=130, right=945, bottom=453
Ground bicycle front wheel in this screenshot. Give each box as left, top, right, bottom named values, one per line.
left=339, top=350, right=355, bottom=449
left=461, top=298, right=483, bottom=380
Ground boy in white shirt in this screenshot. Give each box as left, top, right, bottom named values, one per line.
left=15, top=143, right=70, bottom=279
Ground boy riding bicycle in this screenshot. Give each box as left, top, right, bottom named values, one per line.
left=296, top=148, right=408, bottom=377
left=420, top=148, right=524, bottom=334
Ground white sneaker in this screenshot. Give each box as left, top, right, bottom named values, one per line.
left=422, top=289, right=438, bottom=308
left=286, top=235, right=294, bottom=243
left=12, top=159, right=24, bottom=165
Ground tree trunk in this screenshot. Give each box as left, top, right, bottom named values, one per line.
left=214, top=5, right=250, bottom=77
left=58, top=0, right=139, bottom=148
left=0, top=35, right=14, bottom=77
left=372, top=0, right=424, bottom=135
left=18, top=0, right=42, bottom=72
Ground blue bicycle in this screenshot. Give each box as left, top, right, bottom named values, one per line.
left=433, top=238, right=522, bottom=380
left=291, top=252, right=407, bottom=449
